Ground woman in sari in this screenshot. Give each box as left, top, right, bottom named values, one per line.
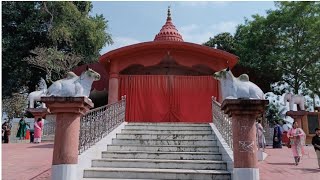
left=34, top=118, right=43, bottom=143
left=256, top=120, right=266, bottom=149
left=287, top=121, right=306, bottom=165
left=16, top=117, right=28, bottom=140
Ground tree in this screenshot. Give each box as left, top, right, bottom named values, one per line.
left=267, top=2, right=320, bottom=94
left=23, top=47, right=83, bottom=82
left=2, top=92, right=28, bottom=122
left=203, top=32, right=236, bottom=54
left=2, top=1, right=113, bottom=96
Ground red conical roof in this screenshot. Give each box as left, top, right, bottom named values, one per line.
left=154, top=7, right=184, bottom=42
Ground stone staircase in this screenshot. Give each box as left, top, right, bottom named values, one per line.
left=83, top=123, right=231, bottom=180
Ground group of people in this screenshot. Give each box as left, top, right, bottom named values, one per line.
left=256, top=119, right=320, bottom=168
left=2, top=117, right=44, bottom=144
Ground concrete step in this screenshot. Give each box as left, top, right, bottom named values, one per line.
left=121, top=129, right=213, bottom=135
left=124, top=125, right=212, bottom=131
left=107, top=144, right=219, bottom=152
left=92, top=158, right=227, bottom=170
left=127, top=123, right=210, bottom=127
left=116, top=133, right=216, bottom=140
left=83, top=167, right=231, bottom=180
left=102, top=151, right=222, bottom=160
left=112, top=139, right=217, bottom=146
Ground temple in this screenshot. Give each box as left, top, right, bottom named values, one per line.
left=74, top=7, right=238, bottom=123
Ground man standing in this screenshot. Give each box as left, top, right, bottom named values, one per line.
left=312, top=128, right=320, bottom=169
left=273, top=121, right=283, bottom=148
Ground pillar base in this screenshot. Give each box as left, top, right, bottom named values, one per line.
left=52, top=164, right=77, bottom=180
left=233, top=168, right=259, bottom=180
left=257, top=149, right=268, bottom=161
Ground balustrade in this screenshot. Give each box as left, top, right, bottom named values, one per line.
left=212, top=96, right=233, bottom=150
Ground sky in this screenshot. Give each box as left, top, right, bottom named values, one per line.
left=90, top=1, right=277, bottom=55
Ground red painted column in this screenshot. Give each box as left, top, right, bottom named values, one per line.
left=41, top=97, right=93, bottom=180
left=286, top=111, right=307, bottom=128
left=221, top=99, right=268, bottom=180
left=108, top=72, right=119, bottom=104
left=27, top=108, right=48, bottom=122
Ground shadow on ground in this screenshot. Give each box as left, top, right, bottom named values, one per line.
left=28, top=143, right=54, bottom=149
left=267, top=162, right=294, bottom=166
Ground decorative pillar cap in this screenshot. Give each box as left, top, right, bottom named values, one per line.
left=26, top=108, right=49, bottom=118
left=41, top=97, right=94, bottom=115
left=286, top=110, right=308, bottom=117
left=221, top=99, right=269, bottom=117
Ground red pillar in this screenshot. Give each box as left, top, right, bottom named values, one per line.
left=108, top=72, right=119, bottom=104
left=41, top=97, right=93, bottom=180
left=221, top=99, right=268, bottom=180
left=27, top=108, right=48, bottom=122
left=286, top=111, right=307, bottom=128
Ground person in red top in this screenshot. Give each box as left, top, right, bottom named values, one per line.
left=34, top=118, right=43, bottom=143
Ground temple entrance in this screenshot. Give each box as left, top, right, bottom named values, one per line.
left=119, top=75, right=219, bottom=123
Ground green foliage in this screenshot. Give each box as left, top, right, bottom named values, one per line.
left=265, top=103, right=286, bottom=124
left=269, top=2, right=320, bottom=94
left=203, top=32, right=236, bottom=54
left=204, top=1, right=320, bottom=97
left=2, top=92, right=28, bottom=120
left=2, top=1, right=113, bottom=97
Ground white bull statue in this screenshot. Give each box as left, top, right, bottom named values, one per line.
left=281, top=92, right=305, bottom=111
left=46, top=67, right=100, bottom=97
left=213, top=67, right=264, bottom=100
left=28, top=67, right=100, bottom=108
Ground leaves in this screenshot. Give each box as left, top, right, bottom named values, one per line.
left=2, top=1, right=113, bottom=97
left=23, top=47, right=83, bottom=82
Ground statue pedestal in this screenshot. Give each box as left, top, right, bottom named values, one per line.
left=41, top=97, right=93, bottom=180
left=286, top=111, right=307, bottom=128
left=221, top=99, right=268, bottom=180
left=27, top=108, right=48, bottom=121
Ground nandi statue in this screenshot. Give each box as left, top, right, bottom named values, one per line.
left=46, top=66, right=100, bottom=98
left=213, top=67, right=264, bottom=100
left=281, top=92, right=305, bottom=111
left=28, top=77, right=47, bottom=108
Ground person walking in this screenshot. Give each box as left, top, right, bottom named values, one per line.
left=273, top=121, right=283, bottom=148
left=287, top=121, right=306, bottom=165
left=256, top=120, right=266, bottom=149
left=16, top=117, right=28, bottom=140
left=311, top=127, right=320, bottom=169
left=34, top=118, right=44, bottom=143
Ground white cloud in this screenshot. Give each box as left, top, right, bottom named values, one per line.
left=100, top=36, right=141, bottom=55
left=178, top=21, right=238, bottom=44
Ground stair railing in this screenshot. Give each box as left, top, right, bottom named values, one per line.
left=42, top=121, right=56, bottom=136
left=78, top=95, right=126, bottom=154
left=212, top=96, right=233, bottom=150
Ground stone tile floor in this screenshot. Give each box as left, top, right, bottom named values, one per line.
left=2, top=143, right=319, bottom=180
left=258, top=146, right=320, bottom=180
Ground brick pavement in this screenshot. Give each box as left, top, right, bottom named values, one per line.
left=258, top=146, right=320, bottom=180
left=2, top=143, right=319, bottom=180
left=2, top=143, right=53, bottom=180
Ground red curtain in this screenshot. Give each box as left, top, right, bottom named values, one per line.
left=119, top=75, right=219, bottom=123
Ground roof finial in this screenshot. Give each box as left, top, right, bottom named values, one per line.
left=167, top=6, right=171, bottom=21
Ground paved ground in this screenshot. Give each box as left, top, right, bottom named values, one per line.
left=2, top=143, right=53, bottom=180
left=258, top=145, right=320, bottom=180
left=2, top=143, right=320, bottom=180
